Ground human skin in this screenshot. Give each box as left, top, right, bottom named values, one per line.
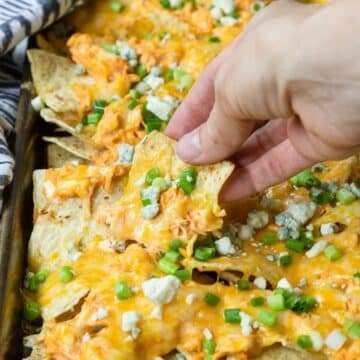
left=165, top=0, right=360, bottom=201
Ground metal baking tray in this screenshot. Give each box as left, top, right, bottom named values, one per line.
left=0, top=60, right=48, bottom=360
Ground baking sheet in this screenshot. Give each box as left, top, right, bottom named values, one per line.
left=0, top=61, right=48, bottom=360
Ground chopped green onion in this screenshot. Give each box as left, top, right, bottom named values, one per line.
left=258, top=309, right=277, bottom=327
left=178, top=74, right=194, bottom=91
left=178, top=167, right=197, bottom=195
left=309, top=187, right=334, bottom=204
left=165, top=69, right=174, bottom=82
left=204, top=355, right=213, bottom=360
left=135, top=64, right=148, bottom=78
left=157, top=257, right=180, bottom=274
left=279, top=254, right=292, bottom=267
left=286, top=239, right=305, bottom=253
left=111, top=94, right=121, bottom=102
left=114, top=280, right=133, bottom=300
left=145, top=167, right=161, bottom=185
left=290, top=169, right=320, bottom=188
left=174, top=269, right=191, bottom=281
left=129, top=89, right=140, bottom=99
left=297, top=335, right=313, bottom=349
left=28, top=277, right=39, bottom=292
left=159, top=0, right=171, bottom=8
left=354, top=272, right=360, bottom=279
left=204, top=292, right=220, bottom=307
left=250, top=1, right=265, bottom=12
left=23, top=301, right=41, bottom=321
left=286, top=294, right=317, bottom=313
left=344, top=318, right=360, bottom=339
left=173, top=68, right=187, bottom=81
left=164, top=250, right=181, bottom=262
left=208, top=36, right=220, bottom=43
left=146, top=117, right=162, bottom=133
left=110, top=1, right=125, bottom=12
left=141, top=198, right=151, bottom=206
left=237, top=279, right=250, bottom=291
left=102, top=44, right=119, bottom=55
left=227, top=10, right=238, bottom=18
left=34, top=269, right=49, bottom=283
left=267, top=294, right=285, bottom=311
left=93, top=99, right=108, bottom=113
left=86, top=112, right=103, bottom=125
left=128, top=99, right=138, bottom=110
left=260, top=232, right=278, bottom=245
left=194, top=246, right=216, bottom=262
left=170, top=238, right=183, bottom=251
left=324, top=244, right=342, bottom=261
left=299, top=230, right=314, bottom=249
left=336, top=188, right=357, bottom=205
left=59, top=266, right=74, bottom=283
left=251, top=296, right=265, bottom=307
left=274, top=287, right=292, bottom=298
left=152, top=177, right=169, bottom=191
left=203, top=339, right=216, bottom=354
left=224, top=308, right=241, bottom=323
left=142, top=102, right=163, bottom=132
left=28, top=269, right=50, bottom=292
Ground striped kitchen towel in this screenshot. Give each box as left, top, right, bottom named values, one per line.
left=0, top=0, right=84, bottom=213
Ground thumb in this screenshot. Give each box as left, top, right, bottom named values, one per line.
left=175, top=80, right=256, bottom=164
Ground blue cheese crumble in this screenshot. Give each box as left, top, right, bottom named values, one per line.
left=117, top=143, right=134, bottom=164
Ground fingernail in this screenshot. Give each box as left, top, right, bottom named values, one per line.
left=176, top=129, right=201, bottom=161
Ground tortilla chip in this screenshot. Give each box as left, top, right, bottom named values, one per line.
left=23, top=335, right=46, bottom=360
left=47, top=143, right=87, bottom=168
left=43, top=136, right=102, bottom=162
left=113, top=132, right=234, bottom=251
left=41, top=283, right=89, bottom=321
left=40, top=108, right=78, bottom=135
left=29, top=166, right=127, bottom=270
left=28, top=49, right=94, bottom=117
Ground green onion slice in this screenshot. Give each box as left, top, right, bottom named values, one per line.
left=194, top=246, right=216, bottom=262
left=174, top=269, right=191, bottom=281
left=267, top=294, right=285, bottom=311
left=324, top=244, right=342, bottom=261
left=258, top=309, right=277, bottom=327
left=23, top=301, right=41, bottom=321
left=203, top=339, right=216, bottom=354
left=59, top=266, right=75, bottom=283
left=204, top=292, right=220, bottom=307
left=336, top=187, right=357, bottom=205
left=157, top=258, right=180, bottom=274
left=237, top=279, right=250, bottom=291
left=178, top=167, right=197, bottom=195
left=145, top=167, right=161, bottom=185
left=297, top=335, right=313, bottom=349
left=114, top=280, right=133, bottom=300
left=251, top=296, right=265, bottom=307
left=224, top=308, right=241, bottom=323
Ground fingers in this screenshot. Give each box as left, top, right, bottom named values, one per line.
left=175, top=93, right=256, bottom=164
left=165, top=38, right=240, bottom=140
left=233, top=118, right=288, bottom=167
left=220, top=138, right=314, bottom=202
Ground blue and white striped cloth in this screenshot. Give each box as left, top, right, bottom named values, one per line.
left=0, top=0, right=84, bottom=212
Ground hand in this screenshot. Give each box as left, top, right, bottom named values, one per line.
left=165, top=0, right=360, bottom=201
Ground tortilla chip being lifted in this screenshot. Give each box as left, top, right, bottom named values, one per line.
left=113, top=132, right=234, bottom=252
